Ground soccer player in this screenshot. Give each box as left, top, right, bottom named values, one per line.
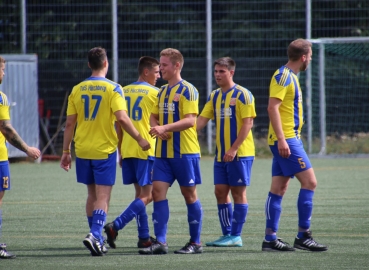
left=60, top=47, right=150, bottom=256
left=197, top=57, right=256, bottom=247
left=261, top=39, right=328, bottom=252
left=139, top=48, right=203, bottom=255
left=0, top=55, right=41, bottom=259
left=104, top=56, right=161, bottom=249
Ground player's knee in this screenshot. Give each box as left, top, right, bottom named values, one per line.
left=140, top=193, right=153, bottom=205
left=214, top=186, right=230, bottom=201
left=301, top=179, right=317, bottom=190
left=152, top=187, right=168, bottom=202
left=181, top=191, right=198, bottom=204
left=214, top=189, right=227, bottom=200
left=270, top=184, right=288, bottom=196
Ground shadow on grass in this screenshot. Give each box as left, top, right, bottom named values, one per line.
left=12, top=245, right=263, bottom=258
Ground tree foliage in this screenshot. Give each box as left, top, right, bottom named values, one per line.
left=0, top=0, right=368, bottom=138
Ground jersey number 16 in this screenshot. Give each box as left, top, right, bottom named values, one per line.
left=125, top=96, right=143, bottom=121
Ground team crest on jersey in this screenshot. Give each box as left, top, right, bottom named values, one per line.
left=173, top=94, right=181, bottom=102
left=230, top=98, right=236, bottom=106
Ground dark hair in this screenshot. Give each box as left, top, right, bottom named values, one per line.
left=287, top=39, right=312, bottom=61
left=214, top=57, right=236, bottom=71
left=138, top=56, right=159, bottom=75
left=88, top=47, right=107, bottom=70
left=0, top=56, right=5, bottom=64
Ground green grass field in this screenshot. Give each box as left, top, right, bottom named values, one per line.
left=1, top=157, right=368, bottom=269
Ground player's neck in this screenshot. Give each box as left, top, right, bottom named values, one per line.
left=167, top=75, right=182, bottom=87
left=137, top=76, right=146, bottom=83
left=90, top=70, right=106, bottom=78
left=285, top=62, right=300, bottom=75
left=220, top=82, right=235, bottom=92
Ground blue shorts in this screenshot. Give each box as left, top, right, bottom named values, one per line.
left=121, top=158, right=154, bottom=187
left=0, top=161, right=11, bottom=191
left=76, top=151, right=117, bottom=186
left=214, top=157, right=254, bottom=186
left=152, top=156, right=202, bottom=187
left=270, top=138, right=312, bottom=178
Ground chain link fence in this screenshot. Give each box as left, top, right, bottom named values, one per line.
left=0, top=0, right=368, bottom=154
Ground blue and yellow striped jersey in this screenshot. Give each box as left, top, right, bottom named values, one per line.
left=268, top=66, right=304, bottom=145
left=200, top=85, right=256, bottom=161
left=67, top=77, right=126, bottom=159
left=121, top=81, right=158, bottom=160
left=0, top=91, right=10, bottom=161
left=152, top=80, right=200, bottom=158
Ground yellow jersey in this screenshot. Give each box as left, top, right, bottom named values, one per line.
left=268, top=66, right=304, bottom=145
left=0, top=92, right=10, bottom=161
left=152, top=80, right=200, bottom=158
left=121, top=82, right=158, bottom=159
left=200, top=85, right=256, bottom=161
left=67, top=76, right=126, bottom=159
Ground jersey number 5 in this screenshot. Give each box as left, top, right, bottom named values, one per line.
left=298, top=157, right=306, bottom=169
left=81, top=95, right=102, bottom=120
left=125, top=96, right=143, bottom=121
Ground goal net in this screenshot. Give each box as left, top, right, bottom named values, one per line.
left=302, top=37, right=369, bottom=155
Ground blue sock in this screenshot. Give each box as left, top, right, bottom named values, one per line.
left=136, top=207, right=150, bottom=239
left=87, top=216, right=93, bottom=229
left=0, top=209, right=2, bottom=240
left=153, top=200, right=169, bottom=243
left=218, top=203, right=232, bottom=236
left=90, top=209, right=106, bottom=243
left=297, top=189, right=314, bottom=238
left=114, top=198, right=145, bottom=231
left=265, top=192, right=283, bottom=241
left=231, top=204, right=248, bottom=236
left=187, top=200, right=203, bottom=244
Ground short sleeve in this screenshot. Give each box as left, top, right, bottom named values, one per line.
left=199, top=94, right=214, bottom=120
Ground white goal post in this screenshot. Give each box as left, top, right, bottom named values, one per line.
left=306, top=37, right=369, bottom=156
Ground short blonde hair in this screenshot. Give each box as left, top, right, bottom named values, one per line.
left=160, top=48, right=184, bottom=69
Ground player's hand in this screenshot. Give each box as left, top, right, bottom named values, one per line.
left=118, top=153, right=122, bottom=168
left=158, top=132, right=172, bottom=141
left=277, top=139, right=290, bottom=158
left=149, top=125, right=166, bottom=138
left=60, top=153, right=72, bottom=171
left=223, top=148, right=237, bottom=162
left=138, top=138, right=151, bottom=151
left=26, top=147, right=41, bottom=160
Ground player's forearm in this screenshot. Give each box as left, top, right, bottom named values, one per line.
left=62, top=115, right=77, bottom=151
left=268, top=107, right=285, bottom=140
left=115, top=122, right=123, bottom=156
left=150, top=113, right=159, bottom=128
left=118, top=116, right=143, bottom=143
left=230, top=118, right=253, bottom=151
left=163, top=116, right=196, bottom=132
left=62, top=126, right=74, bottom=151
left=0, top=120, right=29, bottom=152
left=196, top=116, right=210, bottom=131
left=116, top=121, right=123, bottom=144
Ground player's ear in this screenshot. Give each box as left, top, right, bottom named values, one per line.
left=301, top=54, right=307, bottom=62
